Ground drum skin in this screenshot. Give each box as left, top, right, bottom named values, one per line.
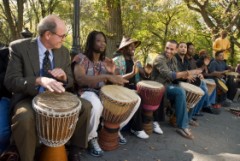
left=32, top=92, right=81, bottom=147
left=99, top=85, right=138, bottom=151
left=216, top=79, right=228, bottom=93
left=203, top=79, right=216, bottom=96
left=137, top=80, right=165, bottom=111
left=179, top=82, right=204, bottom=109
left=137, top=80, right=165, bottom=135
left=32, top=92, right=81, bottom=161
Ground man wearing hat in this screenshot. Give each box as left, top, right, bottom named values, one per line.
left=113, top=36, right=164, bottom=141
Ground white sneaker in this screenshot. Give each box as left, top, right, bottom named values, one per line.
left=153, top=121, right=163, bottom=135
left=130, top=129, right=149, bottom=139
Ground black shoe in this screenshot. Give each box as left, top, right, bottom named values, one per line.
left=194, top=113, right=204, bottom=117
left=68, top=151, right=81, bottom=161
left=202, top=107, right=214, bottom=114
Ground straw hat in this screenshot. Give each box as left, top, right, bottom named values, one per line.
left=117, top=36, right=141, bottom=51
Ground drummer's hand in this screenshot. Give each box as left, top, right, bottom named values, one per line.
left=197, top=74, right=204, bottom=79
left=36, top=77, right=65, bottom=93
left=48, top=68, right=67, bottom=82
left=189, top=68, right=202, bottom=75
left=144, top=63, right=153, bottom=75
left=187, top=75, right=196, bottom=83
left=104, top=57, right=116, bottom=74
left=222, top=70, right=230, bottom=74
left=132, top=62, right=139, bottom=75
left=107, top=75, right=129, bottom=85
left=215, top=72, right=224, bottom=78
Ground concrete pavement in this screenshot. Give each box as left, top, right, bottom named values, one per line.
left=80, top=102, right=240, bottom=161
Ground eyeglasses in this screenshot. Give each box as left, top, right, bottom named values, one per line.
left=51, top=32, right=67, bottom=39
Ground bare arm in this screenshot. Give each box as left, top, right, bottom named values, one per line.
left=74, top=63, right=128, bottom=88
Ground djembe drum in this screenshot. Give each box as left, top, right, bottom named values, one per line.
left=98, top=85, right=138, bottom=151
left=226, top=72, right=239, bottom=78
left=32, top=92, right=81, bottom=161
left=216, top=78, right=228, bottom=94
left=136, top=81, right=165, bottom=135
left=179, top=82, right=204, bottom=110
left=202, top=79, right=216, bottom=96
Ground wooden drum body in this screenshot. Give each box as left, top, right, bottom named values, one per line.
left=137, top=81, right=165, bottom=135
left=32, top=92, right=81, bottom=161
left=179, top=82, right=204, bottom=110
left=99, top=85, right=138, bottom=151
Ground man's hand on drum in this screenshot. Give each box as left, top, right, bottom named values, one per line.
left=36, top=77, right=65, bottom=93
left=132, top=62, right=139, bottom=75
left=187, top=75, right=196, bottom=83
left=197, top=74, right=204, bottom=79
left=107, top=75, right=129, bottom=85
left=189, top=68, right=202, bottom=75
left=104, top=57, right=116, bottom=74
left=48, top=68, right=67, bottom=82
left=144, top=63, right=153, bottom=75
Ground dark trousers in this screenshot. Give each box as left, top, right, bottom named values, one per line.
left=11, top=97, right=91, bottom=161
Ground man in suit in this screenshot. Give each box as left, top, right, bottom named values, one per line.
left=4, top=15, right=91, bottom=161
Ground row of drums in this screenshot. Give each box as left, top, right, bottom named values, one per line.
left=32, top=80, right=211, bottom=161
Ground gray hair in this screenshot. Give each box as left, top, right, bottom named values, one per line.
left=37, top=15, right=60, bottom=36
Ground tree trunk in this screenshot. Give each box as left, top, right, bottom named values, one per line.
left=106, top=0, right=123, bottom=58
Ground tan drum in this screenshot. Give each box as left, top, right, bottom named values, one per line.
left=202, top=79, right=216, bottom=95
left=179, top=82, right=204, bottom=109
left=32, top=91, right=81, bottom=161
left=98, top=85, right=138, bottom=151
left=137, top=80, right=165, bottom=135
left=226, top=72, right=239, bottom=78
left=216, top=78, right=228, bottom=93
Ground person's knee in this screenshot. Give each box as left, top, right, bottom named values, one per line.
left=79, top=98, right=92, bottom=116
left=12, top=104, right=35, bottom=133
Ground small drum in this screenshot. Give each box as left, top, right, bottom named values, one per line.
left=202, top=79, right=216, bottom=95
left=137, top=80, right=165, bottom=135
left=99, top=85, right=138, bottom=151
left=179, top=82, right=204, bottom=109
left=216, top=78, right=228, bottom=93
left=226, top=72, right=239, bottom=78
left=32, top=92, right=81, bottom=161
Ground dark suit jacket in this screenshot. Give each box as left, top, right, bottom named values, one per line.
left=4, top=38, right=73, bottom=111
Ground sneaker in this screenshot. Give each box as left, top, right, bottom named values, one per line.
left=88, top=138, right=104, bottom=157
left=153, top=121, right=163, bottom=135
left=118, top=132, right=127, bottom=145
left=130, top=129, right=149, bottom=139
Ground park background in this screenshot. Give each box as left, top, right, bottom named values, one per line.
left=0, top=0, right=239, bottom=65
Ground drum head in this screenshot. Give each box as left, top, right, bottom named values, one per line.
left=217, top=79, right=228, bottom=92
left=137, top=80, right=163, bottom=89
left=33, top=91, right=80, bottom=112
left=179, top=82, right=204, bottom=96
left=226, top=72, right=239, bottom=78
left=203, top=79, right=216, bottom=86
left=100, top=85, right=138, bottom=103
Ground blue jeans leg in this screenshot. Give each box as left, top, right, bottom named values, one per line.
left=0, top=97, right=11, bottom=154
left=167, top=85, right=189, bottom=129
left=191, top=81, right=209, bottom=117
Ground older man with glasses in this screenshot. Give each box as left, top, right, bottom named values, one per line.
left=4, top=15, right=91, bottom=161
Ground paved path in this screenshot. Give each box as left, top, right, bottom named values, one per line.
left=81, top=102, right=240, bottom=161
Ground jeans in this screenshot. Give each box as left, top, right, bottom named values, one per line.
left=0, top=97, right=11, bottom=154
left=166, top=85, right=189, bottom=129
left=190, top=81, right=209, bottom=119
